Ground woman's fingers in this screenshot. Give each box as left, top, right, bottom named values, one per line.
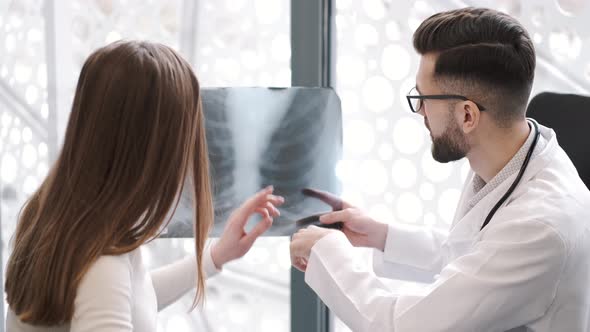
left=243, top=213, right=273, bottom=247
left=267, top=194, right=285, bottom=207
left=266, top=202, right=280, bottom=217
left=233, top=187, right=283, bottom=227
left=242, top=186, right=274, bottom=212
left=255, top=207, right=271, bottom=219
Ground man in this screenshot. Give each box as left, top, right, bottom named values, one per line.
left=290, top=7, right=590, bottom=332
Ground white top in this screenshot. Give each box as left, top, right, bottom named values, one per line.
left=305, top=124, right=590, bottom=331
left=6, top=242, right=220, bottom=332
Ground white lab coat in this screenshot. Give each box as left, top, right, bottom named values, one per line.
left=305, top=124, right=590, bottom=332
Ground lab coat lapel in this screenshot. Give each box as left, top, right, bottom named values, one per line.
left=444, top=176, right=515, bottom=261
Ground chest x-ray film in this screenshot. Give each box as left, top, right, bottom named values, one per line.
left=162, top=87, right=342, bottom=237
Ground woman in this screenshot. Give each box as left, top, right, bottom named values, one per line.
left=4, top=40, right=284, bottom=331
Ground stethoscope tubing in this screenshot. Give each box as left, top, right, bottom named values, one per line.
left=480, top=119, right=540, bottom=231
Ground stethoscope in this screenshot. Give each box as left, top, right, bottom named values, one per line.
left=480, top=119, right=540, bottom=230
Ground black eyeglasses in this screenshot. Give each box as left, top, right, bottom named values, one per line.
left=406, top=87, right=486, bottom=113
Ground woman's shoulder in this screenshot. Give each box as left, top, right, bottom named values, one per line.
left=78, top=250, right=140, bottom=292
left=73, top=249, right=143, bottom=316
left=87, top=252, right=133, bottom=275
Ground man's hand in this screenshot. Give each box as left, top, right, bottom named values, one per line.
left=303, top=188, right=389, bottom=251
left=290, top=226, right=337, bottom=272
left=320, top=208, right=388, bottom=251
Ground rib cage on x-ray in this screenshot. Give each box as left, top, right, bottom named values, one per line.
left=258, top=89, right=337, bottom=220
left=164, top=87, right=342, bottom=237
left=202, top=89, right=236, bottom=216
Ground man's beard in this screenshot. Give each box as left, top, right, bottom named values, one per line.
left=428, top=116, right=469, bottom=163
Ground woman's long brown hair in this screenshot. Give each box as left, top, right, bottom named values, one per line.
left=4, top=40, right=213, bottom=325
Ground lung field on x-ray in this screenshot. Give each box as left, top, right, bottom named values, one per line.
left=163, top=87, right=342, bottom=237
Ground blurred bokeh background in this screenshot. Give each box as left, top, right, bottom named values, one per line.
left=1, top=0, right=588, bottom=331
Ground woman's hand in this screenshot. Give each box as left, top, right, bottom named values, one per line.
left=210, top=186, right=284, bottom=269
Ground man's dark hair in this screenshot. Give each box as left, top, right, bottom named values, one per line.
left=413, top=7, right=535, bottom=126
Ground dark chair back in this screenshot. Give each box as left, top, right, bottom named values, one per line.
left=527, top=92, right=590, bottom=189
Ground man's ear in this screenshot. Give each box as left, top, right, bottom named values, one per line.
left=458, top=101, right=480, bottom=134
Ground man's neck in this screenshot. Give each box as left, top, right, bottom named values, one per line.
left=467, top=120, right=531, bottom=183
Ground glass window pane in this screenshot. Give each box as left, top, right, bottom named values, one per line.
left=1, top=1, right=291, bottom=331
left=1, top=0, right=49, bottom=324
